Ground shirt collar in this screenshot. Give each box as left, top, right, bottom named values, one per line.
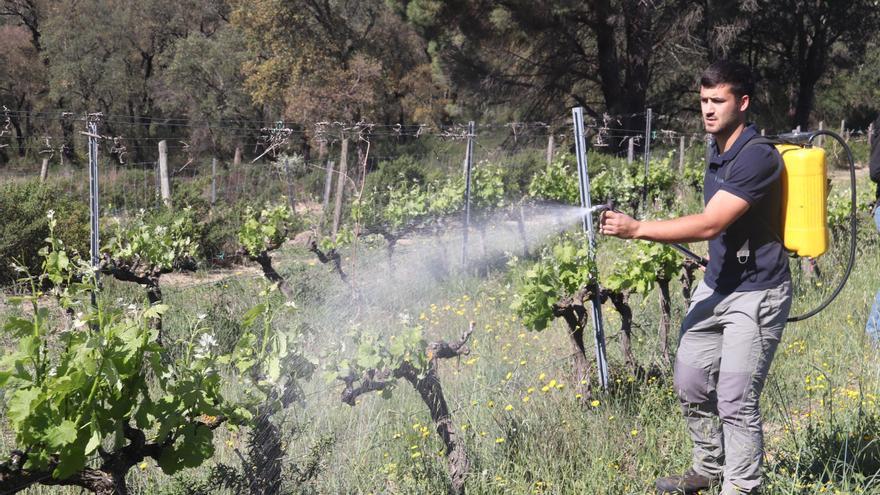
left=709, top=124, right=758, bottom=166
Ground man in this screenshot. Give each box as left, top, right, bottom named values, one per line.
left=599, top=60, right=791, bottom=494
left=866, top=114, right=880, bottom=345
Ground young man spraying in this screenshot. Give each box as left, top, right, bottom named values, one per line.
left=599, top=60, right=791, bottom=494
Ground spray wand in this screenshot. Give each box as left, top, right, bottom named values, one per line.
left=590, top=200, right=709, bottom=268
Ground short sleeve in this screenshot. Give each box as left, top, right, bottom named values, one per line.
left=719, top=145, right=781, bottom=205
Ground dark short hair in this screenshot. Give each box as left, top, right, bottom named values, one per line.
left=700, top=60, right=754, bottom=98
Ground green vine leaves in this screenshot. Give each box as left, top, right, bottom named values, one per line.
left=0, top=213, right=304, bottom=481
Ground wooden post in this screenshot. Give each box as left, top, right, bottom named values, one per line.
left=284, top=157, right=296, bottom=212
left=546, top=134, right=554, bottom=164
left=869, top=122, right=875, bottom=148
left=319, top=160, right=335, bottom=233
left=332, top=138, right=348, bottom=238
left=818, top=121, right=824, bottom=147
left=678, top=136, right=685, bottom=171
left=627, top=137, right=634, bottom=164
left=211, top=157, right=217, bottom=207
left=40, top=157, right=49, bottom=182
left=158, top=140, right=172, bottom=208
left=233, top=145, right=242, bottom=166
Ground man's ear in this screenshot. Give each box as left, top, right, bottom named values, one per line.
left=738, top=94, right=750, bottom=113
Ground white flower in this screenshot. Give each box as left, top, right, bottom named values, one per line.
left=194, top=333, right=218, bottom=360
left=46, top=209, right=55, bottom=220
left=283, top=301, right=297, bottom=309
left=72, top=312, right=86, bottom=329
left=197, top=313, right=207, bottom=320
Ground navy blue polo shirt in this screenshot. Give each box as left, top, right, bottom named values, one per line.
left=703, top=124, right=790, bottom=294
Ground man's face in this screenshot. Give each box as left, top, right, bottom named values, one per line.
left=700, top=83, right=748, bottom=136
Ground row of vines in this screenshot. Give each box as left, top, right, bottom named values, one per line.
left=0, top=145, right=875, bottom=494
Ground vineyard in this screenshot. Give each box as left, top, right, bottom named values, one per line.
left=0, top=119, right=879, bottom=495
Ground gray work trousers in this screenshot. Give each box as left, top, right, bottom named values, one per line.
left=673, top=280, right=791, bottom=494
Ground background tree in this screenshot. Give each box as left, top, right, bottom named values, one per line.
left=230, top=0, right=441, bottom=133
left=0, top=0, right=49, bottom=161
left=0, top=23, right=46, bottom=159
left=40, top=0, right=228, bottom=160
left=387, top=0, right=703, bottom=147
left=706, top=0, right=880, bottom=129
left=155, top=23, right=263, bottom=158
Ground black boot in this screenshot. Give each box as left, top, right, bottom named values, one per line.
left=655, top=468, right=720, bottom=494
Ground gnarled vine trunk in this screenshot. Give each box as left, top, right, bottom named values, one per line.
left=341, top=325, right=474, bottom=494
left=604, top=289, right=640, bottom=376
left=1, top=420, right=224, bottom=495
left=100, top=257, right=166, bottom=343
left=680, top=259, right=698, bottom=307
left=253, top=250, right=294, bottom=299
left=553, top=293, right=592, bottom=401
left=308, top=241, right=348, bottom=283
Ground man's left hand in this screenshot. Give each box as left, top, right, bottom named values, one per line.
left=599, top=210, right=640, bottom=239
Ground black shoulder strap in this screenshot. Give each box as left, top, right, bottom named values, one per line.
left=724, top=136, right=781, bottom=182
left=705, top=135, right=714, bottom=165
left=722, top=136, right=786, bottom=263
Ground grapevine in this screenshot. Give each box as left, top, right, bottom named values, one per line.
left=512, top=236, right=598, bottom=399
left=331, top=323, right=474, bottom=495
left=0, top=214, right=290, bottom=495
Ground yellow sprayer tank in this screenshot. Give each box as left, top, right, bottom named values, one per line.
left=777, top=144, right=827, bottom=258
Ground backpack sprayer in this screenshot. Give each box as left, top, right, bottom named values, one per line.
left=592, top=129, right=858, bottom=323
left=768, top=129, right=857, bottom=322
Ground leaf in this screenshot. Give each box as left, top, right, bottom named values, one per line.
left=388, top=338, right=406, bottom=358
left=242, top=303, right=266, bottom=329
left=144, top=304, right=169, bottom=319
left=356, top=342, right=381, bottom=369
left=19, top=335, right=40, bottom=357
left=4, top=317, right=33, bottom=337
left=7, top=387, right=41, bottom=425
left=236, top=357, right=256, bottom=374
left=266, top=355, right=281, bottom=382
left=157, top=424, right=214, bottom=475
left=50, top=373, right=86, bottom=394
left=46, top=420, right=78, bottom=448
left=57, top=251, right=69, bottom=271
left=53, top=449, right=86, bottom=479
left=84, top=428, right=103, bottom=455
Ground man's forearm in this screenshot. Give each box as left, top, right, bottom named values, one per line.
left=634, top=213, right=722, bottom=243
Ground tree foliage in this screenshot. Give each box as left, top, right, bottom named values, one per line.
left=229, top=0, right=438, bottom=125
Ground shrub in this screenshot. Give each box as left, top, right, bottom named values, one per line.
left=0, top=180, right=89, bottom=285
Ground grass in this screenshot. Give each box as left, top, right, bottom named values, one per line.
left=2, top=195, right=879, bottom=495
